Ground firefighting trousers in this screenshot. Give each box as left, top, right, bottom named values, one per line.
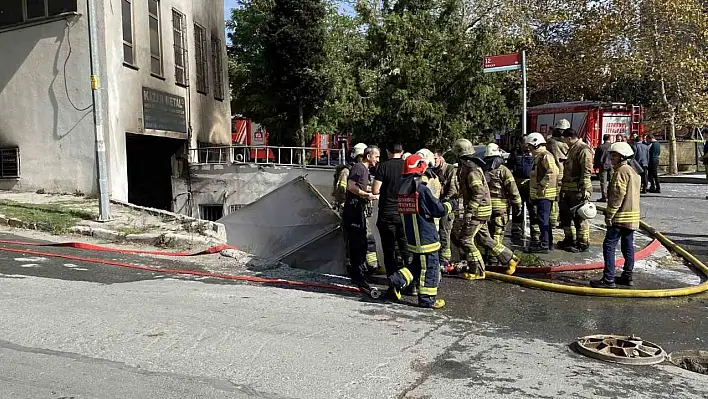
left=482, top=213, right=508, bottom=264
left=511, top=179, right=532, bottom=239
left=438, top=212, right=454, bottom=263
left=452, top=219, right=514, bottom=276
left=559, top=194, right=590, bottom=247
left=389, top=251, right=441, bottom=308
left=346, top=226, right=370, bottom=288
left=451, top=211, right=467, bottom=261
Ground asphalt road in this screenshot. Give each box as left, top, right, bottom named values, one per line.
left=0, top=183, right=707, bottom=398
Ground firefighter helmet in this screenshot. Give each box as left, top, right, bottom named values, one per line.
left=403, top=154, right=427, bottom=175
left=453, top=138, right=475, bottom=157
left=402, top=152, right=412, bottom=160
left=352, top=143, right=367, bottom=157
left=416, top=148, right=435, bottom=167
left=609, top=142, right=634, bottom=158
left=554, top=119, right=571, bottom=130
left=484, top=143, right=503, bottom=158
left=573, top=201, right=597, bottom=220
left=525, top=132, right=546, bottom=147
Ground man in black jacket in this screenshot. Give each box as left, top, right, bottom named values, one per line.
left=647, top=135, right=661, bottom=193
left=594, top=134, right=613, bottom=202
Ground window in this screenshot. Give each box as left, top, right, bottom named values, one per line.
left=199, top=205, right=223, bottom=222
left=194, top=24, right=208, bottom=94
left=172, top=9, right=187, bottom=86
left=229, top=204, right=246, bottom=214
left=211, top=36, right=224, bottom=100
left=121, top=0, right=134, bottom=65
left=0, top=148, right=20, bottom=179
left=0, top=0, right=76, bottom=29
left=148, top=0, right=163, bottom=76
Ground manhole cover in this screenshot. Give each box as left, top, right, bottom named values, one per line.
left=668, top=350, right=708, bottom=374
left=573, top=334, right=666, bottom=365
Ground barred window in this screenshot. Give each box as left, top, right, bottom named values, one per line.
left=211, top=37, right=224, bottom=100
left=194, top=24, right=209, bottom=94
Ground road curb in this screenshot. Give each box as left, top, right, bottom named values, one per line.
left=69, top=225, right=221, bottom=249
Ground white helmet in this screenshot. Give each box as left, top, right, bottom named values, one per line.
left=609, top=142, right=634, bottom=158
left=554, top=119, right=571, bottom=130
left=402, top=152, right=412, bottom=160
left=416, top=148, right=435, bottom=167
left=484, top=143, right=503, bottom=158
left=352, top=142, right=367, bottom=157
left=525, top=132, right=546, bottom=147
left=573, top=202, right=597, bottom=220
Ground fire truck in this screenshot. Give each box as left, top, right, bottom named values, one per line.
left=231, top=116, right=275, bottom=162
left=528, top=101, right=644, bottom=149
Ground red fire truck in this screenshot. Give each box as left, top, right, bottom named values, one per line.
left=231, top=116, right=275, bottom=161
left=528, top=101, right=644, bottom=149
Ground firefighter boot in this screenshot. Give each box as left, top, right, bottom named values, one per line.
left=505, top=255, right=520, bottom=275
left=432, top=299, right=446, bottom=309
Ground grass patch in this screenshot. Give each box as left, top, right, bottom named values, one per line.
left=516, top=252, right=544, bottom=267
left=116, top=226, right=153, bottom=236
left=0, top=200, right=96, bottom=234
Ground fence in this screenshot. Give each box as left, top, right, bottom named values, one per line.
left=657, top=140, right=704, bottom=170
left=190, top=145, right=347, bottom=168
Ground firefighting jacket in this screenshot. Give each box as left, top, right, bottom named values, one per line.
left=485, top=157, right=522, bottom=214
left=530, top=147, right=559, bottom=201
left=397, top=175, right=457, bottom=254
left=458, top=161, right=493, bottom=221
left=605, top=162, right=641, bottom=230
left=438, top=163, right=458, bottom=201
left=547, top=137, right=569, bottom=180
left=561, top=140, right=594, bottom=198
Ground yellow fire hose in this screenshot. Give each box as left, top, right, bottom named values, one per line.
left=486, top=217, right=708, bottom=298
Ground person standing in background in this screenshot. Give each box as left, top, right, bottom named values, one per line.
left=594, top=134, right=613, bottom=202
left=632, top=135, right=650, bottom=194
left=647, top=135, right=661, bottom=193
left=372, top=142, right=409, bottom=280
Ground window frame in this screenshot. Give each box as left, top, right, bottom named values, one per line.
left=148, top=0, right=164, bottom=78
left=0, top=0, right=78, bottom=29
left=211, top=35, right=224, bottom=101
left=121, top=0, right=136, bottom=67
left=172, top=8, right=188, bottom=87
left=194, top=23, right=209, bottom=95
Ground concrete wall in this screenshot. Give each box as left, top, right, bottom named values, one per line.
left=172, top=164, right=335, bottom=218
left=0, top=8, right=95, bottom=194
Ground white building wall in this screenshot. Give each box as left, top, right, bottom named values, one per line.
left=0, top=0, right=231, bottom=200
left=0, top=6, right=95, bottom=194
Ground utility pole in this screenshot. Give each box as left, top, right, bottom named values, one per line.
left=521, top=50, right=527, bottom=137
left=87, top=0, right=112, bottom=221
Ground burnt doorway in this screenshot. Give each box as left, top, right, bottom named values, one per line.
left=126, top=133, right=184, bottom=211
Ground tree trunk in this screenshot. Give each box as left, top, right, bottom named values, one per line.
left=668, top=111, right=678, bottom=175
left=298, top=101, right=305, bottom=166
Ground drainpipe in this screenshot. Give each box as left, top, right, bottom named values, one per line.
left=86, top=0, right=112, bottom=221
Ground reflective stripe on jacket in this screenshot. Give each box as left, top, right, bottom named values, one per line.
left=561, top=140, right=593, bottom=196
left=459, top=163, right=492, bottom=221
left=530, top=148, right=559, bottom=200
left=605, top=162, right=641, bottom=230
left=399, top=176, right=456, bottom=254
left=487, top=164, right=521, bottom=213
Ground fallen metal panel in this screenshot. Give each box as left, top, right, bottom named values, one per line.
left=218, top=176, right=342, bottom=264
left=280, top=227, right=347, bottom=275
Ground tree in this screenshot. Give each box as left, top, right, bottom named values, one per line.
left=353, top=0, right=522, bottom=150
left=228, top=0, right=331, bottom=148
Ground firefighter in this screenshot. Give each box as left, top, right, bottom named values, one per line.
left=334, top=143, right=379, bottom=272
left=450, top=139, right=520, bottom=279
left=483, top=143, right=522, bottom=265
left=547, top=119, right=570, bottom=227
left=508, top=140, right=534, bottom=243
left=559, top=128, right=594, bottom=253
left=526, top=133, right=559, bottom=253
left=343, top=146, right=380, bottom=289
left=388, top=154, right=457, bottom=309
left=590, top=142, right=640, bottom=288
left=332, top=143, right=367, bottom=213
left=433, top=151, right=458, bottom=269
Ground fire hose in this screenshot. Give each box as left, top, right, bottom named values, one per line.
left=0, top=211, right=706, bottom=298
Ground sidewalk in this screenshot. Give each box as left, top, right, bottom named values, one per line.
left=660, top=171, right=707, bottom=184
left=0, top=192, right=226, bottom=250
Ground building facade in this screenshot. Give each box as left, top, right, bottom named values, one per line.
left=0, top=0, right=231, bottom=210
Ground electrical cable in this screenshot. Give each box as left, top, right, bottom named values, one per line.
left=64, top=20, right=93, bottom=112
